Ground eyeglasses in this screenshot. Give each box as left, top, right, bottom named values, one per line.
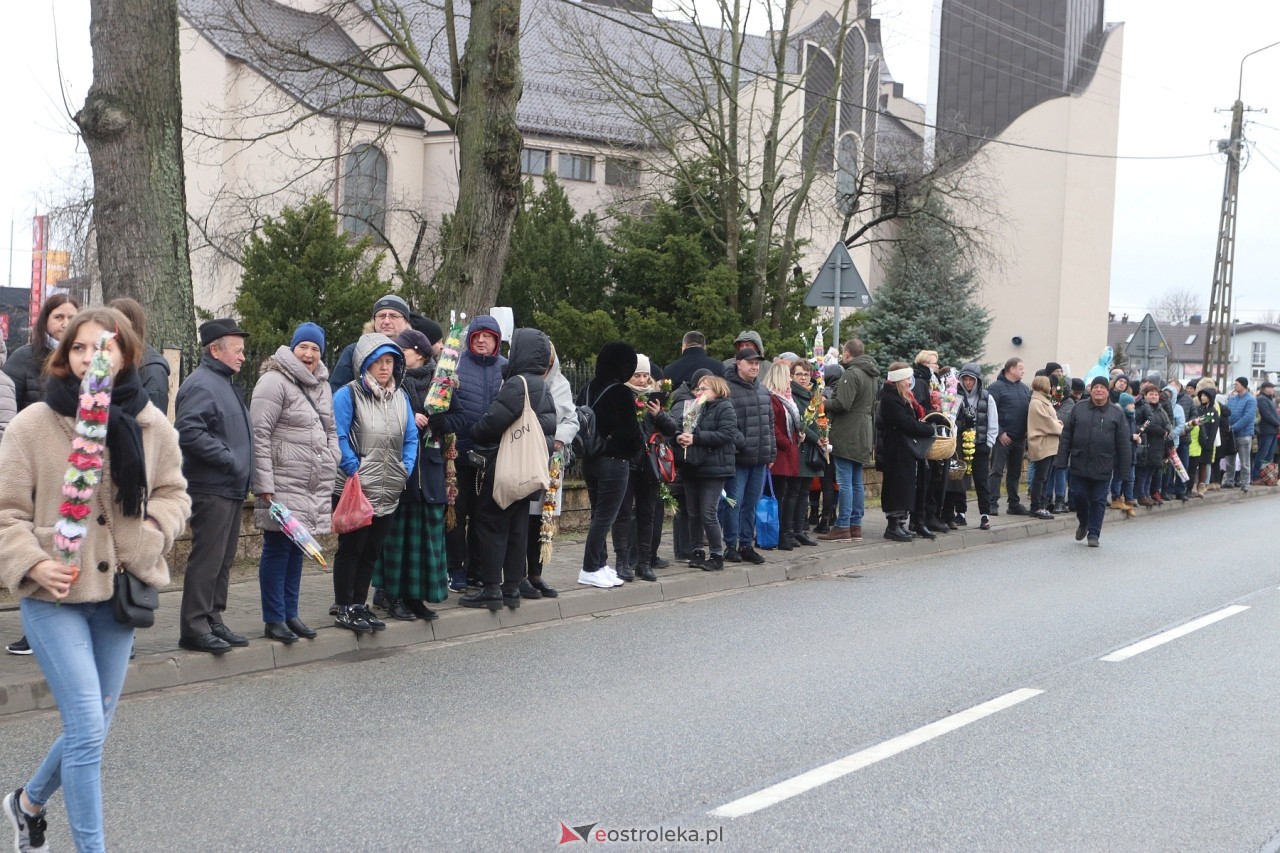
left=374, top=311, right=403, bottom=322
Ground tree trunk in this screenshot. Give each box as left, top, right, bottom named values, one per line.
left=430, top=0, right=524, bottom=319
left=75, top=0, right=196, bottom=354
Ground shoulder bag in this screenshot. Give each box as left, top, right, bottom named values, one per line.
left=492, top=376, right=551, bottom=509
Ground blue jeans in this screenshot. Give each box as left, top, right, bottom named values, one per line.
left=1070, top=475, right=1111, bottom=538
left=719, top=464, right=766, bottom=549
left=1051, top=464, right=1069, bottom=502
left=259, top=530, right=304, bottom=623
left=583, top=456, right=630, bottom=571
left=21, top=598, right=134, bottom=853
left=834, top=457, right=865, bottom=528
left=1254, top=434, right=1277, bottom=479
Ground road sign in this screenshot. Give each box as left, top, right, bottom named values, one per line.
left=803, top=242, right=871, bottom=346
left=1126, top=313, right=1168, bottom=378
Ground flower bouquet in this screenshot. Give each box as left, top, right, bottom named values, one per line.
left=961, top=428, right=977, bottom=474
left=53, top=330, right=117, bottom=585
left=659, top=378, right=674, bottom=410
left=538, top=450, right=563, bottom=564
left=681, top=390, right=710, bottom=459
left=269, top=502, right=328, bottom=569
left=443, top=433, right=459, bottom=530
left=424, top=312, right=465, bottom=414
left=815, top=397, right=831, bottom=462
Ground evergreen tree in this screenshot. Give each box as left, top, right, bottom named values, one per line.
left=497, top=175, right=612, bottom=327
left=859, top=195, right=990, bottom=369
left=233, top=196, right=389, bottom=358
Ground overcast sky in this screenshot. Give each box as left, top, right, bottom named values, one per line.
left=2, top=1, right=1279, bottom=321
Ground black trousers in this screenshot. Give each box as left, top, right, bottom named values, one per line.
left=471, top=464, right=537, bottom=589
left=180, top=493, right=244, bottom=638
left=445, top=462, right=481, bottom=579
left=971, top=444, right=992, bottom=514
left=988, top=437, right=1026, bottom=508
left=333, top=512, right=395, bottom=606
left=775, top=475, right=806, bottom=536
left=685, top=476, right=726, bottom=555
left=614, top=470, right=660, bottom=567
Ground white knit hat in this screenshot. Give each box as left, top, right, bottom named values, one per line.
left=634, top=354, right=651, bottom=374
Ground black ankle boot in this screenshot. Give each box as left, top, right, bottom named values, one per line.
left=778, top=533, right=796, bottom=551
left=910, top=522, right=937, bottom=540
left=502, top=587, right=521, bottom=610
left=386, top=598, right=417, bottom=621
left=460, top=584, right=504, bottom=611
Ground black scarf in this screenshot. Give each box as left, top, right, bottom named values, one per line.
left=46, top=368, right=149, bottom=517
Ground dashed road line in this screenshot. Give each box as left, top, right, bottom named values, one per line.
left=1100, top=605, right=1250, bottom=662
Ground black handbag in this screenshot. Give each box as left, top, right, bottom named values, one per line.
left=645, top=433, right=677, bottom=483
left=112, top=569, right=159, bottom=629
left=905, top=433, right=936, bottom=461
left=801, top=439, right=826, bottom=472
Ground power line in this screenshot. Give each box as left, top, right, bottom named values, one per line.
left=554, top=0, right=1217, bottom=162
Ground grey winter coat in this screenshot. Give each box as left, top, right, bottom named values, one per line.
left=175, top=351, right=254, bottom=500
left=250, top=346, right=340, bottom=534
left=333, top=334, right=418, bottom=517
left=0, top=371, right=15, bottom=444
left=723, top=362, right=776, bottom=466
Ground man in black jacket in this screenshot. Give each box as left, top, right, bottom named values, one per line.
left=175, top=319, right=254, bottom=653
left=664, top=331, right=725, bottom=391
left=719, top=348, right=776, bottom=563
left=1056, top=376, right=1131, bottom=547
left=986, top=357, right=1032, bottom=515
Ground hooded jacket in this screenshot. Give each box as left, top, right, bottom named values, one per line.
left=250, top=346, right=340, bottom=533
left=826, top=353, right=879, bottom=463
left=175, top=350, right=254, bottom=500
left=722, top=330, right=765, bottom=370
left=580, top=341, right=644, bottom=461
left=141, top=344, right=172, bottom=413
left=956, top=362, right=999, bottom=448
left=1055, top=395, right=1131, bottom=480
left=723, top=360, right=776, bottom=466
left=1162, top=385, right=1187, bottom=449
left=472, top=328, right=557, bottom=462
left=988, top=370, right=1031, bottom=439
left=440, top=315, right=508, bottom=455
left=332, top=334, right=418, bottom=516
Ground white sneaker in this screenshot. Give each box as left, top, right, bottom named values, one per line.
left=578, top=568, right=616, bottom=589
left=599, top=566, right=626, bottom=587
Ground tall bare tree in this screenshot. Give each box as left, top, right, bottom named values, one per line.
left=1150, top=287, right=1205, bottom=324
left=202, top=0, right=523, bottom=318
left=76, top=0, right=196, bottom=351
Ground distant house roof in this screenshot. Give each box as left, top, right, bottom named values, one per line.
left=180, top=0, right=426, bottom=130
left=1108, top=319, right=1205, bottom=367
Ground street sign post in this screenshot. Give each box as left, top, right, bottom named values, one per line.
left=803, top=242, right=870, bottom=346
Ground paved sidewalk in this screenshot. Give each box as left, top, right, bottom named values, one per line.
left=0, top=489, right=1266, bottom=717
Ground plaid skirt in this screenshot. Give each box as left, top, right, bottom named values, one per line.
left=373, top=502, right=449, bottom=603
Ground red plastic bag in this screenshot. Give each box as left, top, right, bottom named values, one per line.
left=333, top=472, right=374, bottom=534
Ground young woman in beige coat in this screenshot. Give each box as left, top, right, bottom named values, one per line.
left=1027, top=374, right=1064, bottom=519
left=0, top=307, right=190, bottom=852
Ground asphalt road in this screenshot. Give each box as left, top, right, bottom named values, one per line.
left=2, top=494, right=1278, bottom=852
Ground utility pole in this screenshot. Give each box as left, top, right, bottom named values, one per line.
left=1203, top=41, right=1278, bottom=385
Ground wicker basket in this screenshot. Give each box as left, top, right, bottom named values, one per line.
left=924, top=411, right=956, bottom=461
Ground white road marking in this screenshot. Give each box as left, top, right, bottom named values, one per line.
left=708, top=688, right=1043, bottom=819
left=1100, top=605, right=1250, bottom=662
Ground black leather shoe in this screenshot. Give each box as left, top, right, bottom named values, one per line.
left=739, top=547, right=766, bottom=565
left=372, top=588, right=390, bottom=611
left=724, top=547, right=742, bottom=563
left=407, top=601, right=439, bottom=620
left=1006, top=503, right=1029, bottom=516
left=529, top=578, right=559, bottom=598
left=519, top=578, right=543, bottom=599
left=884, top=525, right=914, bottom=542
left=794, top=532, right=819, bottom=546
left=210, top=623, right=249, bottom=647
left=650, top=557, right=671, bottom=569
left=285, top=617, right=317, bottom=639
left=615, top=564, right=635, bottom=582
left=926, top=518, right=950, bottom=533
left=636, top=564, right=657, bottom=582
left=179, top=632, right=232, bottom=655
left=910, top=524, right=937, bottom=540
left=356, top=605, right=386, bottom=631
left=1075, top=523, right=1087, bottom=541
left=502, top=588, right=521, bottom=609
left=386, top=599, right=417, bottom=621
left=263, top=622, right=299, bottom=644
left=777, top=534, right=796, bottom=551
left=461, top=585, right=504, bottom=611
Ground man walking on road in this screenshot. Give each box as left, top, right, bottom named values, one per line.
left=1056, top=376, right=1131, bottom=547
left=176, top=319, right=254, bottom=653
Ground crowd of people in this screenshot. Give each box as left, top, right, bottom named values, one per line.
left=1, top=294, right=1276, bottom=850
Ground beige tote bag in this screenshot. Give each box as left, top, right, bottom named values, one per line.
left=491, top=376, right=551, bottom=509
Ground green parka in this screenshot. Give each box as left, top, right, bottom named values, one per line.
left=826, top=354, right=879, bottom=464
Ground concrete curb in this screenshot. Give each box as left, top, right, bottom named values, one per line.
left=0, top=488, right=1267, bottom=717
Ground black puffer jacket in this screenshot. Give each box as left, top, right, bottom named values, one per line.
left=141, top=345, right=171, bottom=413
left=472, top=328, right=557, bottom=459
left=2, top=344, right=49, bottom=411
left=677, top=396, right=739, bottom=479
left=724, top=362, right=776, bottom=466
left=579, top=341, right=643, bottom=461
left=1134, top=398, right=1172, bottom=469
left=988, top=373, right=1032, bottom=439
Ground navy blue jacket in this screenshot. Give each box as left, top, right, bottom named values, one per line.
left=437, top=315, right=508, bottom=455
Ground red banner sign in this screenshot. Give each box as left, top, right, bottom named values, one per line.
left=29, top=215, right=46, bottom=330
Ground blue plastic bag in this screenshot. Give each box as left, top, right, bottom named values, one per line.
left=754, top=471, right=780, bottom=549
